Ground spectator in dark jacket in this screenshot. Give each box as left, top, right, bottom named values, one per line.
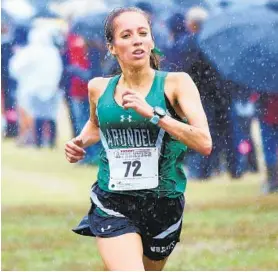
left=164, top=13, right=191, bottom=71
left=166, top=7, right=239, bottom=180
left=258, top=93, right=278, bottom=193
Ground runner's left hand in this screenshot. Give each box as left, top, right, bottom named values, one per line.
left=122, top=89, right=153, bottom=118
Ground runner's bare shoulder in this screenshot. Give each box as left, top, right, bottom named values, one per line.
left=165, top=72, right=192, bottom=87
left=164, top=72, right=191, bottom=100
left=88, top=77, right=113, bottom=103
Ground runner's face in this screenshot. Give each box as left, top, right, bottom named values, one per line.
left=109, top=12, right=154, bottom=67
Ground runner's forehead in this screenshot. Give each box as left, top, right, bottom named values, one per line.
left=113, top=12, right=150, bottom=34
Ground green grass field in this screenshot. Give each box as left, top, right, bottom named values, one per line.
left=2, top=112, right=278, bottom=271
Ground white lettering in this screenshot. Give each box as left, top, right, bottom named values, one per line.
left=134, top=129, right=142, bottom=147
left=111, top=129, right=119, bottom=146
left=146, top=129, right=152, bottom=146
left=141, top=129, right=149, bottom=147
left=117, top=129, right=123, bottom=146
left=106, top=129, right=113, bottom=147
left=149, top=241, right=177, bottom=253
left=126, top=128, right=134, bottom=147
left=121, top=129, right=127, bottom=146
left=105, top=128, right=153, bottom=148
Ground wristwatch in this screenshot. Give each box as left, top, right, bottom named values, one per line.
left=149, top=106, right=167, bottom=125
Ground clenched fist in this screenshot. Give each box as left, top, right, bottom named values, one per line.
left=65, top=137, right=86, bottom=163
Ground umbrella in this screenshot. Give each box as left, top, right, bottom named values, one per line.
left=70, top=12, right=107, bottom=42
left=198, top=2, right=278, bottom=93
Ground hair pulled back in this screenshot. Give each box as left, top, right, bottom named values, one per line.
left=104, top=7, right=160, bottom=70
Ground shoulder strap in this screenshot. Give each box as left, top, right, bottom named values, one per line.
left=155, top=70, right=168, bottom=95
left=152, top=71, right=167, bottom=109
left=97, top=74, right=121, bottom=110
left=104, top=74, right=121, bottom=95
left=151, top=70, right=168, bottom=103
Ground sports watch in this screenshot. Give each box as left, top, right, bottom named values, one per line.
left=149, top=106, right=167, bottom=125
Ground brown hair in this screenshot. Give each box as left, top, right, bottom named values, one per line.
left=104, top=7, right=160, bottom=70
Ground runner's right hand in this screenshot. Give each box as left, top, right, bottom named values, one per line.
left=65, top=137, right=86, bottom=163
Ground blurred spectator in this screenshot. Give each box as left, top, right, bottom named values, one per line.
left=2, top=33, right=17, bottom=137
left=164, top=12, right=190, bottom=71
left=168, top=6, right=238, bottom=180
left=9, top=25, right=63, bottom=148
left=185, top=6, right=209, bottom=33
left=65, top=33, right=103, bottom=164
left=12, top=24, right=30, bottom=47
left=1, top=24, right=30, bottom=138
left=164, top=7, right=209, bottom=72
left=59, top=37, right=75, bottom=137
left=229, top=88, right=259, bottom=177
left=1, top=40, right=18, bottom=138
left=257, top=93, right=278, bottom=193
left=65, top=33, right=88, bottom=138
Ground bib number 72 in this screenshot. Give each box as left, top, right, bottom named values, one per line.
left=123, top=160, right=142, bottom=177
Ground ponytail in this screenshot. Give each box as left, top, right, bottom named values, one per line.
left=150, top=49, right=160, bottom=70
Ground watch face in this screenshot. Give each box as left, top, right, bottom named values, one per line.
left=150, top=115, right=160, bottom=125
left=154, top=106, right=166, bottom=117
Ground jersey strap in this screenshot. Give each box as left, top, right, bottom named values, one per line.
left=152, top=71, right=168, bottom=103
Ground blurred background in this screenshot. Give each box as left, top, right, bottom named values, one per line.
left=1, top=0, right=278, bottom=270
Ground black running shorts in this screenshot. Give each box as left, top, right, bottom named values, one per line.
left=73, top=182, right=185, bottom=261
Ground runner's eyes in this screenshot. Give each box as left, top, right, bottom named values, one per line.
left=122, top=34, right=130, bottom=39
left=121, top=32, right=148, bottom=39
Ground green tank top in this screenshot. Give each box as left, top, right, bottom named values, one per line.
left=96, top=70, right=187, bottom=198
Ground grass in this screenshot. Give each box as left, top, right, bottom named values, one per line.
left=2, top=111, right=278, bottom=271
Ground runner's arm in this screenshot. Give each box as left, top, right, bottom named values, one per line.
left=158, top=73, right=212, bottom=156
left=77, top=78, right=102, bottom=148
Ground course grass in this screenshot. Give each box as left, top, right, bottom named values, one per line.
left=2, top=139, right=278, bottom=271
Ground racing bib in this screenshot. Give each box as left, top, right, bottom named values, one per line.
left=107, top=147, right=159, bottom=191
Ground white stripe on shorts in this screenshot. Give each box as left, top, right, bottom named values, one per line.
left=90, top=190, right=125, bottom=218
left=153, top=217, right=182, bottom=239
